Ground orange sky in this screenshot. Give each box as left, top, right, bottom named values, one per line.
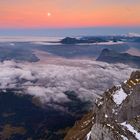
left=0, top=0, right=140, bottom=28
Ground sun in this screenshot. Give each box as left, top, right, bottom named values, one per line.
left=47, top=12, right=51, bottom=17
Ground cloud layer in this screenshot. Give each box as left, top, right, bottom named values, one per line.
left=0, top=60, right=136, bottom=106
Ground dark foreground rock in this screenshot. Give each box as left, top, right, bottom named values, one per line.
left=0, top=90, right=90, bottom=140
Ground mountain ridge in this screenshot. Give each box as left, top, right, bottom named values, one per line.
left=64, top=71, right=140, bottom=140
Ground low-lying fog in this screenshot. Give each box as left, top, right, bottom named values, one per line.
left=0, top=53, right=136, bottom=107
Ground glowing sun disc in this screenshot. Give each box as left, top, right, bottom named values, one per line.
left=47, top=12, right=51, bottom=17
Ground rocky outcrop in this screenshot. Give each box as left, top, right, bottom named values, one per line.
left=97, top=49, right=140, bottom=68
left=64, top=71, right=140, bottom=140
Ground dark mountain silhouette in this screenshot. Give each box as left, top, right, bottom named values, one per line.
left=97, top=48, right=140, bottom=68
left=60, top=37, right=107, bottom=44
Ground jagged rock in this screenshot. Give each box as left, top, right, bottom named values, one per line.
left=64, top=71, right=140, bottom=140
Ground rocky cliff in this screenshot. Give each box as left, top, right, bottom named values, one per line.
left=64, top=71, right=140, bottom=140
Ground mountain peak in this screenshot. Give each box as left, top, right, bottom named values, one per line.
left=64, top=71, right=140, bottom=140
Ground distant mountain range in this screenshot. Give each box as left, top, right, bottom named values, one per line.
left=60, top=36, right=140, bottom=44
left=60, top=37, right=107, bottom=44
left=97, top=48, right=140, bottom=68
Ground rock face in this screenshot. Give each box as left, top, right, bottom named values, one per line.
left=64, top=71, right=140, bottom=140
left=97, top=49, right=140, bottom=68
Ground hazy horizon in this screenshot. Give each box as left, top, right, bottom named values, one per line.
left=0, top=26, right=140, bottom=37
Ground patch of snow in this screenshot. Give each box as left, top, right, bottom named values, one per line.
left=112, top=109, right=115, bottom=113
left=105, top=114, right=108, bottom=118
left=106, top=124, right=111, bottom=127
left=121, top=122, right=140, bottom=140
left=115, top=112, right=118, bottom=115
left=98, top=101, right=103, bottom=106
left=121, top=135, right=128, bottom=140
left=113, top=88, right=127, bottom=106
left=116, top=85, right=121, bottom=88
left=86, top=131, right=91, bottom=140
left=106, top=124, right=114, bottom=129
left=124, top=80, right=127, bottom=84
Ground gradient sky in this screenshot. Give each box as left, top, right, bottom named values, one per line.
left=0, top=0, right=140, bottom=28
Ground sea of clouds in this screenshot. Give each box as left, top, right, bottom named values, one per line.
left=0, top=60, right=136, bottom=107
